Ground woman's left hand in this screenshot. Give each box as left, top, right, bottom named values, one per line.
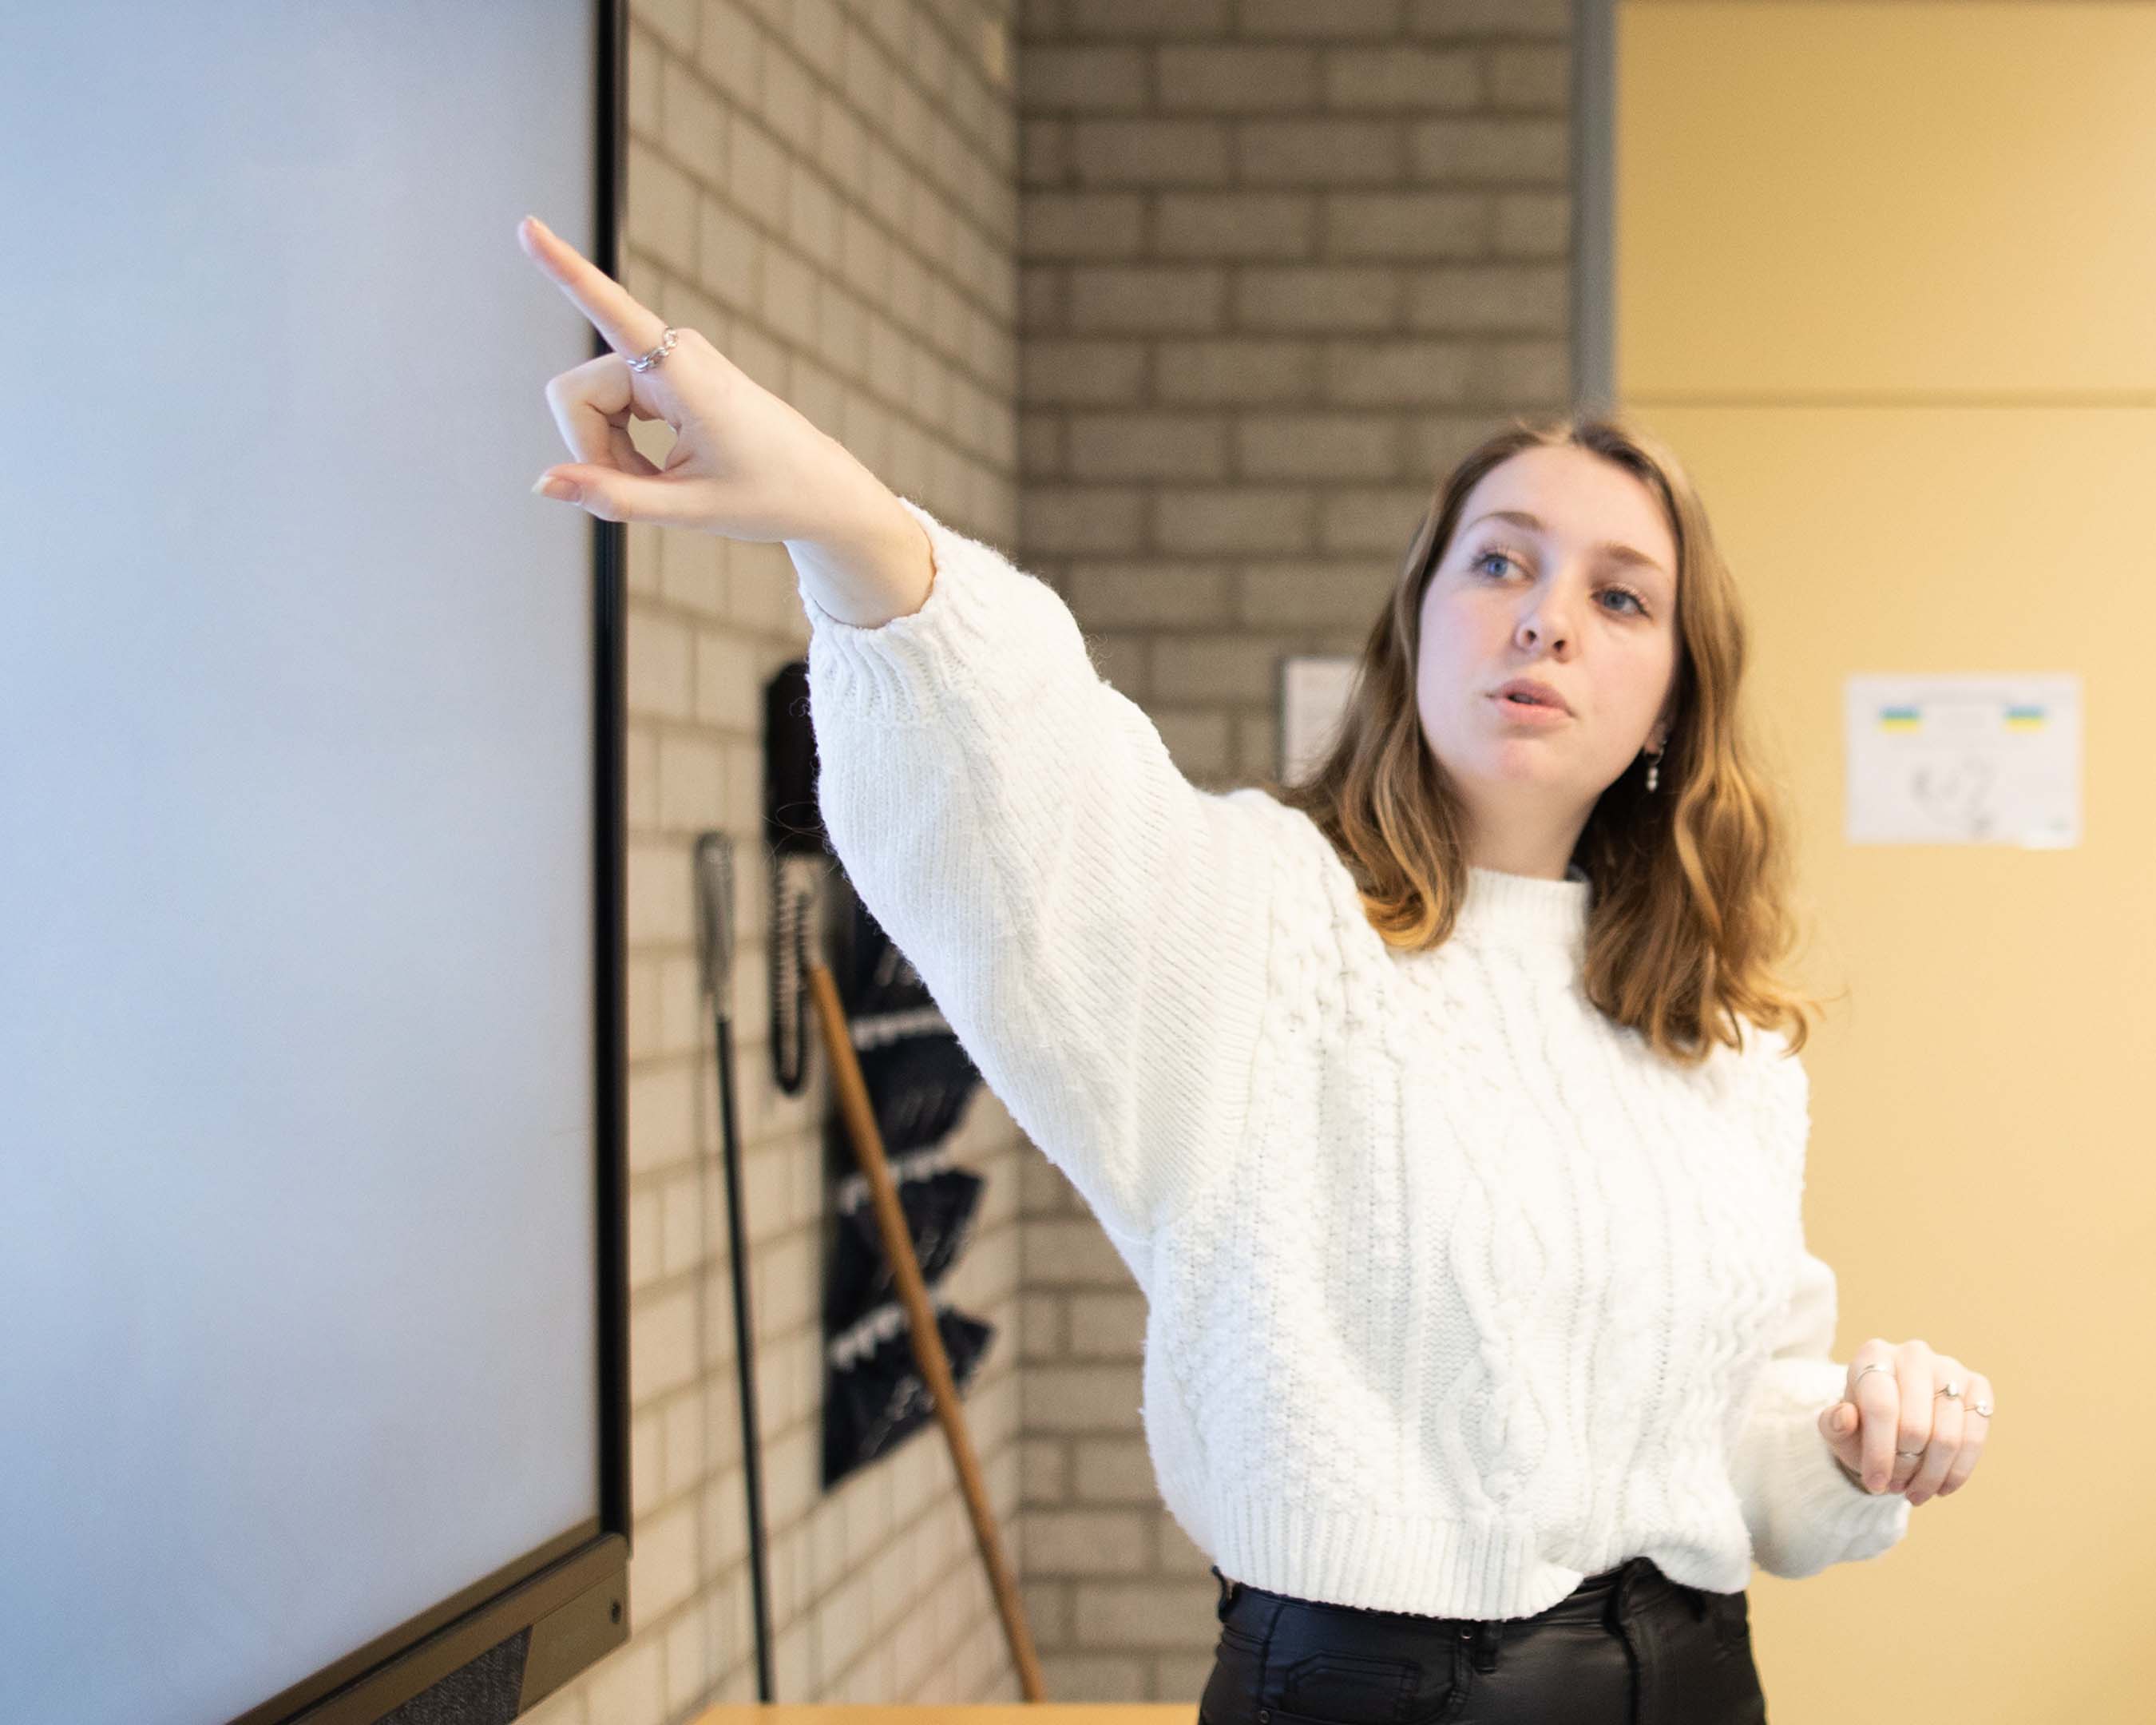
left=1817, top=1339, right=1992, bottom=1506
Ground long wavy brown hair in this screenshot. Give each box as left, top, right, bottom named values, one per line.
left=1254, top=410, right=1831, bottom=1067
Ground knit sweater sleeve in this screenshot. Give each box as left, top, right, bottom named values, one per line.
left=793, top=495, right=1279, bottom=1243
left=1729, top=1038, right=1913, bottom=1577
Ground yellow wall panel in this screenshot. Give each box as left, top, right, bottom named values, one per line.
left=1617, top=6, right=2154, bottom=1718
left=1619, top=2, right=2156, bottom=398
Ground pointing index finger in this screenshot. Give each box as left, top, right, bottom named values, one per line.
left=517, top=214, right=668, bottom=360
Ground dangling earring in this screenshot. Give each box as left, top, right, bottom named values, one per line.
left=1645, top=744, right=1663, bottom=793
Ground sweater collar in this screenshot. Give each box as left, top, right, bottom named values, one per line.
left=1456, top=862, right=1591, bottom=950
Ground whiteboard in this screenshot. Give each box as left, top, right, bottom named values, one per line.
left=0, top=6, right=607, bottom=1721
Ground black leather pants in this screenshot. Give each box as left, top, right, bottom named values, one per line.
left=1199, top=1556, right=1767, bottom=1724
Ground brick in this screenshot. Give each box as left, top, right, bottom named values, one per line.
left=1072, top=1578, right=1219, bottom=1650
left=1156, top=44, right=1318, bottom=110
left=1411, top=0, right=1572, bottom=36
left=841, top=14, right=896, bottom=124
left=628, top=1497, right=700, bottom=1620
left=1151, top=708, right=1234, bottom=779
left=1039, top=1653, right=1151, bottom=1700
left=1155, top=487, right=1314, bottom=555
left=1023, top=117, right=1075, bottom=188
left=1154, top=191, right=1316, bottom=259
left=788, top=0, right=845, bottom=79
left=761, top=39, right=818, bottom=153
left=1235, top=266, right=1398, bottom=331
left=629, top=1283, right=699, bottom=1402
left=1322, top=337, right=1474, bottom=405
left=1022, top=1214, right=1146, bottom=1280
left=627, top=839, right=693, bottom=946
left=1238, top=118, right=1401, bottom=184
left=1066, top=562, right=1234, bottom=629
left=727, top=113, right=790, bottom=231
left=1407, top=263, right=1568, bottom=333
left=1072, top=118, right=1233, bottom=185
left=1022, top=339, right=1149, bottom=403
left=1152, top=636, right=1282, bottom=704
left=1066, top=1289, right=1147, bottom=1356
left=1021, top=192, right=1147, bottom=258
left=1066, top=0, right=1231, bottom=37
left=1467, top=337, right=1571, bottom=405
left=644, top=0, right=699, bottom=57
left=1024, top=1509, right=1152, bottom=1573
left=626, top=609, right=694, bottom=718
left=759, top=242, right=821, bottom=346
left=1235, top=412, right=1399, bottom=480
left=1023, top=486, right=1151, bottom=555
left=1487, top=42, right=1571, bottom=111
left=1020, top=410, right=1064, bottom=477
left=1068, top=412, right=1230, bottom=480
left=788, top=164, right=841, bottom=264
left=698, top=193, right=763, bottom=311
left=1238, top=0, right=1403, bottom=36
left=1022, top=1438, right=1072, bottom=1505
left=1026, top=1362, right=1147, bottom=1431
left=1322, top=46, right=1480, bottom=109
left=817, top=92, right=870, bottom=194
left=1494, top=190, right=1571, bottom=258
left=698, top=0, right=766, bottom=110
left=1070, top=265, right=1228, bottom=332
left=1409, top=115, right=1569, bottom=182
left=1319, top=486, right=1443, bottom=554
left=1240, top=561, right=1399, bottom=629
left=656, top=733, right=727, bottom=831
left=661, top=60, right=727, bottom=179
left=628, top=27, right=664, bottom=141
left=627, top=138, right=699, bottom=276
left=1238, top=710, right=1282, bottom=779
left=1087, top=630, right=1149, bottom=695
left=1156, top=339, right=1318, bottom=402
left=1021, top=44, right=1149, bottom=109
left=1322, top=191, right=1487, bottom=258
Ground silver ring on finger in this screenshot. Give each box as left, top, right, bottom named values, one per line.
left=1936, top=1378, right=1963, bottom=1399
left=1895, top=1449, right=1925, bottom=1460
left=1852, top=1361, right=1893, bottom=1386
left=630, top=327, right=680, bottom=372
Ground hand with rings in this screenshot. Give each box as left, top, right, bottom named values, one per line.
left=516, top=214, right=909, bottom=553
left=1817, top=1339, right=1994, bottom=1505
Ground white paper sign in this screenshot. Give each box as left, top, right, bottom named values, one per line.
left=1280, top=654, right=1357, bottom=783
left=1844, top=672, right=2080, bottom=847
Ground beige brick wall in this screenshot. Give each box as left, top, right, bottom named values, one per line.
left=1010, top=0, right=1576, bottom=1707
left=523, top=2, right=1030, bottom=1721
left=528, top=0, right=1579, bottom=1717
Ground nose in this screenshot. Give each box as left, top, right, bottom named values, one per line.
left=1516, top=592, right=1576, bottom=652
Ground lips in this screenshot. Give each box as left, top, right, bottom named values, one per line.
left=1492, top=678, right=1568, bottom=712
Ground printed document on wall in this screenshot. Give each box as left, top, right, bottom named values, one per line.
left=1844, top=673, right=2080, bottom=847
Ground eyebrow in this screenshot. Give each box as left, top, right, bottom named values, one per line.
left=1460, top=510, right=1671, bottom=581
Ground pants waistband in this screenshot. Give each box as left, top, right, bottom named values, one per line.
left=1213, top=1555, right=1710, bottom=1630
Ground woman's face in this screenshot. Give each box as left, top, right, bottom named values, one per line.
left=1416, top=445, right=1681, bottom=870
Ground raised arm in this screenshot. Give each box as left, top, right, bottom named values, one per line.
left=795, top=496, right=1289, bottom=1243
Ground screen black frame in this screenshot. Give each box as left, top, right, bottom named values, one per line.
left=231, top=2, right=632, bottom=1718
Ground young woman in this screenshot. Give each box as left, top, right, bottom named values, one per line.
left=520, top=215, right=1992, bottom=1724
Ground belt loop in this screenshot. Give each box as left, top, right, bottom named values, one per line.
left=1211, top=1564, right=1241, bottom=1622
left=1468, top=1618, right=1502, bottom=1674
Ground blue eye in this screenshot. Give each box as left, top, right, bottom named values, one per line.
left=1473, top=548, right=1649, bottom=617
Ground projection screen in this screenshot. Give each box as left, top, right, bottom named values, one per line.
left=0, top=4, right=633, bottom=1721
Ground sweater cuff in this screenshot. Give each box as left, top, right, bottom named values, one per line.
left=794, top=495, right=1041, bottom=725
left=1754, top=1357, right=1913, bottom=1569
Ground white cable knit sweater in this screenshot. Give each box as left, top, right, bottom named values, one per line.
left=796, top=495, right=1912, bottom=1620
